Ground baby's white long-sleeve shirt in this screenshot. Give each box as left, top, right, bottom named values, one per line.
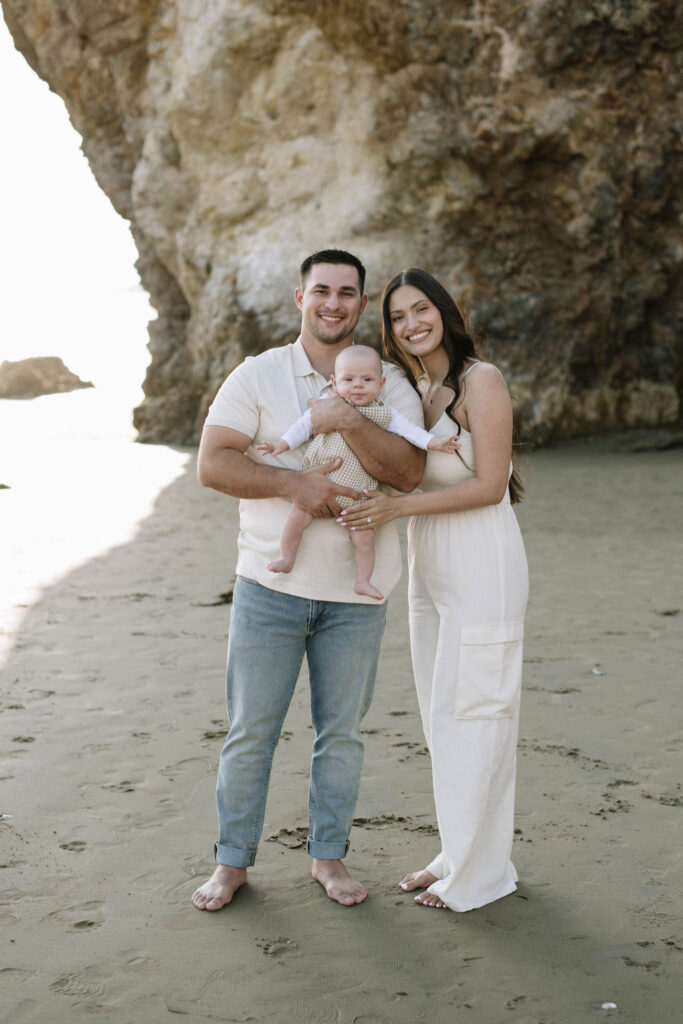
left=279, top=398, right=436, bottom=452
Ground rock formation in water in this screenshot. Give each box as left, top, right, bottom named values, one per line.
left=2, top=0, right=681, bottom=443
left=0, top=357, right=93, bottom=399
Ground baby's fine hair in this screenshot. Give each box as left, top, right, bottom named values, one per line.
left=334, top=345, right=382, bottom=374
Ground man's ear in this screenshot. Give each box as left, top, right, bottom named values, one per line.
left=359, top=294, right=368, bottom=315
left=294, top=287, right=304, bottom=310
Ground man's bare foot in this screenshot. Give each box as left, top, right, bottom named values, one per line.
left=354, top=580, right=384, bottom=600
left=192, top=864, right=247, bottom=911
left=399, top=868, right=438, bottom=892
left=268, top=558, right=293, bottom=574
left=311, top=859, right=367, bottom=906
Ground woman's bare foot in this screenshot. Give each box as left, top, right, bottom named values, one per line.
left=399, top=868, right=438, bottom=892
left=400, top=869, right=447, bottom=909
left=354, top=580, right=384, bottom=600
left=192, top=865, right=247, bottom=911
left=415, top=890, right=447, bottom=909
left=311, top=859, right=367, bottom=906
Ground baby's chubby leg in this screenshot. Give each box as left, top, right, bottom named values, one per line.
left=350, top=529, right=383, bottom=600
left=268, top=506, right=313, bottom=574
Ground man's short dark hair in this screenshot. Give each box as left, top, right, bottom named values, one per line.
left=300, top=249, right=366, bottom=295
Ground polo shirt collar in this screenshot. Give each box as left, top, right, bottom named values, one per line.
left=291, top=336, right=321, bottom=378
left=291, top=337, right=334, bottom=395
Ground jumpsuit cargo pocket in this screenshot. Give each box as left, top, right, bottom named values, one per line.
left=454, top=622, right=524, bottom=719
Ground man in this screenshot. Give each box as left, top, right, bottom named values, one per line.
left=191, top=249, right=424, bottom=910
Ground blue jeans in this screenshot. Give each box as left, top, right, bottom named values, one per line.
left=214, top=577, right=387, bottom=868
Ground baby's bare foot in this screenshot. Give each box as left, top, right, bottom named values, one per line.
left=399, top=868, right=438, bottom=892
left=268, top=558, right=293, bottom=574
left=354, top=580, right=384, bottom=600
left=192, top=865, right=247, bottom=911
left=311, top=859, right=367, bottom=906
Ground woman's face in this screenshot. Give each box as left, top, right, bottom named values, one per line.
left=388, top=285, right=444, bottom=360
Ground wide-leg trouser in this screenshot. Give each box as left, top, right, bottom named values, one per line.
left=407, top=504, right=528, bottom=911
left=214, top=576, right=387, bottom=868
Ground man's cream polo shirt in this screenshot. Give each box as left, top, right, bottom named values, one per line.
left=204, top=337, right=424, bottom=604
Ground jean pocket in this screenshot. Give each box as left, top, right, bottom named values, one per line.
left=454, top=622, right=524, bottom=720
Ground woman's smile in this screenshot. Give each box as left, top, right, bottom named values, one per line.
left=389, top=285, right=444, bottom=358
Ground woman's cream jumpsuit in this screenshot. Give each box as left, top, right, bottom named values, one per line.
left=407, top=394, right=528, bottom=911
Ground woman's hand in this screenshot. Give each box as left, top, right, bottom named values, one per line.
left=336, top=489, right=404, bottom=531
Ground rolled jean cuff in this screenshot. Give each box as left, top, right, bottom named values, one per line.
left=214, top=841, right=256, bottom=869
left=307, top=837, right=350, bottom=860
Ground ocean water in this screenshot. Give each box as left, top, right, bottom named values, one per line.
left=0, top=21, right=191, bottom=664
left=0, top=289, right=190, bottom=665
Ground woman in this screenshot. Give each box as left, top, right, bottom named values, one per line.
left=338, top=269, right=528, bottom=911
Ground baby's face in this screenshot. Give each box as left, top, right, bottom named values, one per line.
left=332, top=353, right=385, bottom=406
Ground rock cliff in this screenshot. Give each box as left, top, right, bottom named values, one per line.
left=2, top=0, right=681, bottom=443
left=0, top=357, right=93, bottom=398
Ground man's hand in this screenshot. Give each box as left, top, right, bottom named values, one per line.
left=308, top=393, right=424, bottom=493
left=287, top=458, right=361, bottom=518
left=309, top=393, right=359, bottom=435
left=197, top=426, right=360, bottom=516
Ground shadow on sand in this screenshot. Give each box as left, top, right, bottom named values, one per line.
left=1, top=446, right=681, bottom=1023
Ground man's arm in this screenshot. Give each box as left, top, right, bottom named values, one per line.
left=309, top=393, right=424, bottom=492
left=197, top=424, right=360, bottom=517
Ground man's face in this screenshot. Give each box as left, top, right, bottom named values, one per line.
left=295, top=263, right=368, bottom=346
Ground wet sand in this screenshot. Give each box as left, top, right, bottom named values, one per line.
left=1, top=440, right=681, bottom=1023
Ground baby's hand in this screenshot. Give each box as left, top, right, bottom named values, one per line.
left=256, top=439, right=290, bottom=456
left=427, top=435, right=461, bottom=454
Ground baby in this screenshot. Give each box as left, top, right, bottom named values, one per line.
left=256, top=345, right=459, bottom=600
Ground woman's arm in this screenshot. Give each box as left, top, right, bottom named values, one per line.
left=338, top=365, right=513, bottom=529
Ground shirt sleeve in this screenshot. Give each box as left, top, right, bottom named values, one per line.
left=386, top=407, right=434, bottom=450
left=204, top=359, right=261, bottom=438
left=280, top=410, right=313, bottom=451
left=381, top=363, right=425, bottom=426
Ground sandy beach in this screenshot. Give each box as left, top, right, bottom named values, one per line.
left=1, top=435, right=681, bottom=1023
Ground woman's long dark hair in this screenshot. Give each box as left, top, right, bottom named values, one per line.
left=381, top=268, right=523, bottom=504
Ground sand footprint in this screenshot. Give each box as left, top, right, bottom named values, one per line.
left=0, top=967, right=37, bottom=983
left=42, top=900, right=105, bottom=931
left=50, top=968, right=106, bottom=997
left=256, top=936, right=298, bottom=957
left=266, top=826, right=308, bottom=849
